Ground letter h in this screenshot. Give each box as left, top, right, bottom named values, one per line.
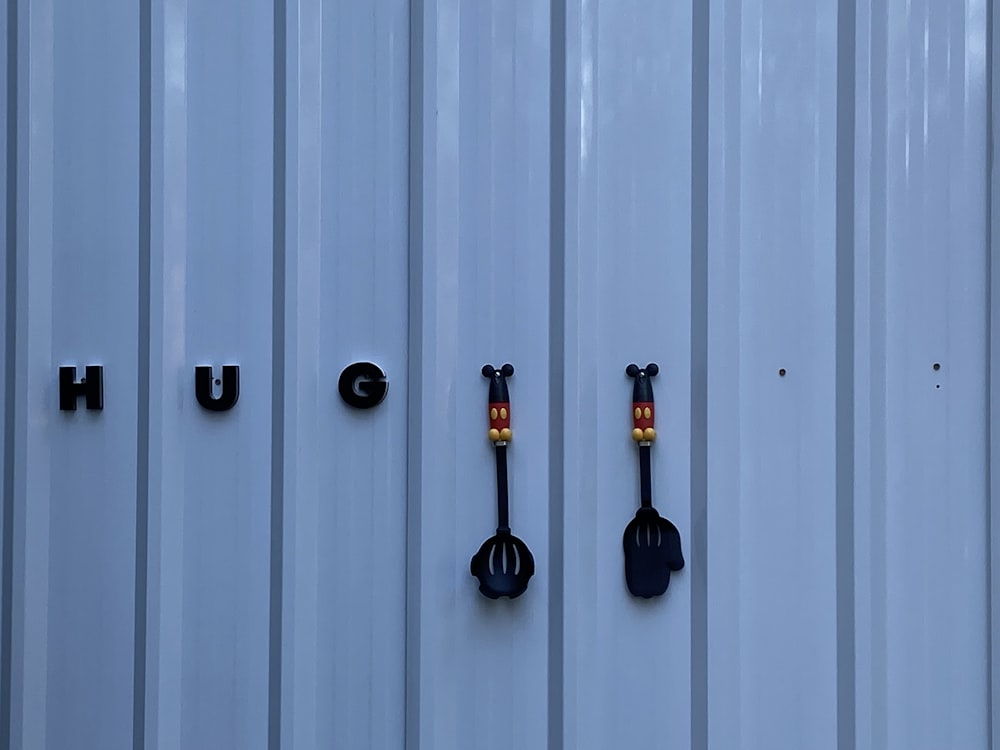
left=59, top=365, right=104, bottom=411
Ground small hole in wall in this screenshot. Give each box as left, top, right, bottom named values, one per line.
left=936, top=384, right=941, bottom=389
left=215, top=378, right=222, bottom=386
left=933, top=363, right=941, bottom=371
left=778, top=368, right=786, bottom=377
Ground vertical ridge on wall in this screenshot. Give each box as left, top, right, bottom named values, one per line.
left=142, top=3, right=171, bottom=745
left=990, top=0, right=999, bottom=743
left=852, top=1, right=889, bottom=746
left=406, top=1, right=425, bottom=748
left=133, top=0, right=152, bottom=743
left=7, top=5, right=49, bottom=742
left=0, top=0, right=14, bottom=741
left=268, top=0, right=286, bottom=744
left=547, top=1, right=565, bottom=748
left=704, top=5, right=743, bottom=743
left=836, top=0, right=857, bottom=747
left=690, top=0, right=710, bottom=745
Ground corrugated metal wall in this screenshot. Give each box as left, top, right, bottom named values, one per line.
left=0, top=0, right=993, bottom=749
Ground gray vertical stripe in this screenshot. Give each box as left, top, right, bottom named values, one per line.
left=836, top=0, right=857, bottom=748
left=547, top=2, right=565, bottom=749
left=268, top=0, right=287, bottom=745
left=689, top=0, right=709, bottom=747
left=133, top=0, right=152, bottom=745
left=0, top=0, right=16, bottom=744
left=988, top=0, right=998, bottom=745
left=405, top=1, right=424, bottom=747
left=867, top=3, right=888, bottom=745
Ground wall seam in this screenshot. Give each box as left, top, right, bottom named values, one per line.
left=405, top=0, right=424, bottom=748
left=988, top=0, right=997, bottom=745
left=836, top=0, right=857, bottom=747
left=690, top=0, right=709, bottom=747
left=547, top=1, right=566, bottom=749
left=268, top=0, right=287, bottom=745
left=132, top=0, right=152, bottom=745
left=0, top=0, right=16, bottom=744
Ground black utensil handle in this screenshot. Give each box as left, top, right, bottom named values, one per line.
left=495, top=443, right=510, bottom=531
left=639, top=443, right=653, bottom=509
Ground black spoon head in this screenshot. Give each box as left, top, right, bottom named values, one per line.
left=470, top=530, right=535, bottom=599
left=623, top=507, right=684, bottom=599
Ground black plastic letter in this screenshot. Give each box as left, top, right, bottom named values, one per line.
left=59, top=365, right=104, bottom=411
left=195, top=365, right=240, bottom=412
left=338, top=362, right=388, bottom=409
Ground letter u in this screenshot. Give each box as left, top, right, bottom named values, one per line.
left=195, top=365, right=240, bottom=411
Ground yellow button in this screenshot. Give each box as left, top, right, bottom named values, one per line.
left=643, top=407, right=651, bottom=419
left=634, top=407, right=642, bottom=420
left=490, top=408, right=498, bottom=420
left=500, top=408, right=507, bottom=419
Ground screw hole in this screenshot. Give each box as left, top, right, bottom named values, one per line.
left=778, top=368, right=786, bottom=377
left=933, top=363, right=941, bottom=371
left=936, top=384, right=940, bottom=389
left=215, top=379, right=221, bottom=386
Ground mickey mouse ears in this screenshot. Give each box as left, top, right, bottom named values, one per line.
left=626, top=363, right=658, bottom=402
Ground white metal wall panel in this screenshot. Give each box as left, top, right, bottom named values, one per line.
left=143, top=0, right=274, bottom=748
left=408, top=2, right=551, bottom=749
left=705, top=1, right=841, bottom=748
left=854, top=1, right=990, bottom=748
left=559, top=1, right=693, bottom=749
left=9, top=1, right=140, bottom=749
left=279, top=0, right=409, bottom=748
left=0, top=1, right=995, bottom=749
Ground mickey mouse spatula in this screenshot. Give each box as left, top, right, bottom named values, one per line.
left=623, top=363, right=684, bottom=598
left=470, top=364, right=535, bottom=599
